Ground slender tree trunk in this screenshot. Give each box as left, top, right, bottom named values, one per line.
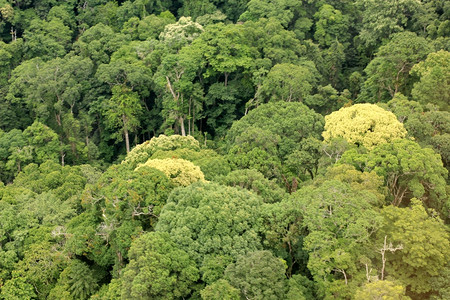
left=179, top=116, right=186, bottom=136
left=123, top=114, right=130, bottom=153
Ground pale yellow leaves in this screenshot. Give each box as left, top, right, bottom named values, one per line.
left=323, top=103, right=407, bottom=150
left=136, top=158, right=205, bottom=187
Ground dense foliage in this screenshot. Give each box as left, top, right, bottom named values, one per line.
left=0, top=0, right=449, bottom=299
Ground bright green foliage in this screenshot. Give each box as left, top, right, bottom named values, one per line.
left=201, top=279, right=240, bottom=300
left=216, top=169, right=286, bottom=203
left=294, top=180, right=383, bottom=298
left=137, top=158, right=205, bottom=187
left=411, top=50, right=450, bottom=111
left=226, top=102, right=324, bottom=188
left=155, top=182, right=263, bottom=277
left=340, top=139, right=448, bottom=218
left=224, top=250, right=287, bottom=300
left=120, top=231, right=199, bottom=299
left=13, top=161, right=88, bottom=201
left=359, top=31, right=432, bottom=102
left=0, top=276, right=36, bottom=300
left=123, top=134, right=200, bottom=167
left=103, top=85, right=143, bottom=153
left=323, top=103, right=407, bottom=150
left=374, top=200, right=450, bottom=296
left=354, top=280, right=411, bottom=300
left=258, top=63, right=319, bottom=103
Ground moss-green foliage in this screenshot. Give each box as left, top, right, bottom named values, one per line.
left=216, top=169, right=287, bottom=203
left=323, top=103, right=407, bottom=150
left=224, top=250, right=288, bottom=300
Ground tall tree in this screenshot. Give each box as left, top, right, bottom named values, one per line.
left=103, top=85, right=142, bottom=153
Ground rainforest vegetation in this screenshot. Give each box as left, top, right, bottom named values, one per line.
left=0, top=0, right=449, bottom=299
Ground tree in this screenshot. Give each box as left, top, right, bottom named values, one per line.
left=123, top=134, right=201, bottom=168
left=313, top=4, right=350, bottom=47
left=354, top=280, right=411, bottom=300
left=340, top=139, right=448, bottom=219
left=411, top=50, right=450, bottom=111
left=257, top=63, right=319, bottom=103
left=224, top=250, right=288, bottom=300
left=382, top=95, right=450, bottom=169
left=136, top=158, right=205, bottom=187
left=103, top=85, right=143, bottom=153
left=323, top=103, right=407, bottom=150
left=200, top=279, right=240, bottom=300
left=7, top=55, right=94, bottom=128
left=359, top=31, right=432, bottom=102
left=226, top=102, right=324, bottom=189
left=216, top=169, right=286, bottom=203
left=74, top=163, right=173, bottom=270
left=373, top=200, right=450, bottom=297
left=356, top=0, right=429, bottom=51
left=74, top=23, right=131, bottom=66
left=149, top=147, right=231, bottom=181
left=120, top=231, right=199, bottom=300
left=49, top=260, right=100, bottom=300
left=239, top=0, right=303, bottom=28
left=295, top=180, right=382, bottom=298
left=22, top=17, right=72, bottom=60
left=155, top=182, right=264, bottom=280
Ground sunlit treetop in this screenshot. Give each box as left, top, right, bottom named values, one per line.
left=323, top=103, right=407, bottom=150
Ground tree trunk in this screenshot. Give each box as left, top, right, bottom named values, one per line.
left=123, top=114, right=130, bottom=153
left=179, top=116, right=186, bottom=136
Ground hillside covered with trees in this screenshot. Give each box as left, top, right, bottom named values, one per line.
left=0, top=0, right=449, bottom=299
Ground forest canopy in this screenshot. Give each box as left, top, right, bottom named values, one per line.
left=0, top=0, right=449, bottom=299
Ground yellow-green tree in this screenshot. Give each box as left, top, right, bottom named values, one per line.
left=137, top=158, right=205, bottom=187
left=323, top=104, right=407, bottom=150
left=354, top=280, right=410, bottom=300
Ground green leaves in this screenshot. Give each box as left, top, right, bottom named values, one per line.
left=121, top=231, right=199, bottom=299
left=374, top=200, right=450, bottom=296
